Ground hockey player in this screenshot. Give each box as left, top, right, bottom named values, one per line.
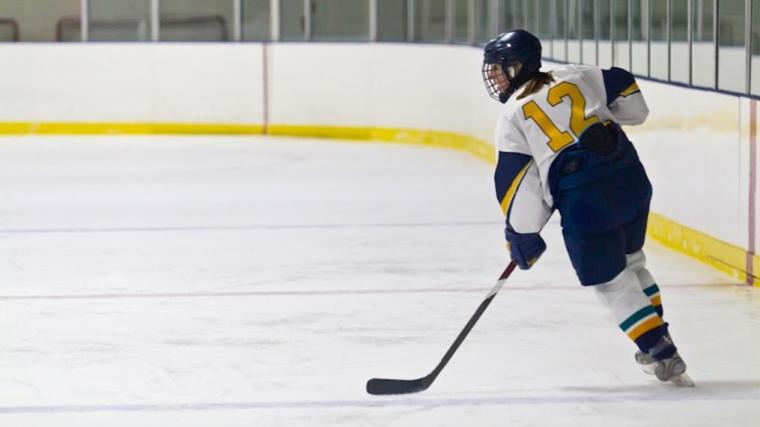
left=482, top=29, right=692, bottom=386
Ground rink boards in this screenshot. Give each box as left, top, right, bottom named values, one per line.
left=0, top=42, right=756, bottom=285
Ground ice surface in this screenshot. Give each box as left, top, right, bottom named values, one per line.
left=0, top=135, right=757, bottom=426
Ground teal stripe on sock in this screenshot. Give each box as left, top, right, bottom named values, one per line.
left=643, top=284, right=660, bottom=297
left=619, top=305, right=657, bottom=331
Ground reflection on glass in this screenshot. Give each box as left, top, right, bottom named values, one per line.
left=415, top=0, right=446, bottom=42
left=670, top=0, right=689, bottom=83
left=87, top=0, right=150, bottom=42
left=159, top=0, right=233, bottom=41
left=0, top=0, right=80, bottom=41
left=0, top=18, right=19, bottom=41
left=378, top=0, right=407, bottom=41
left=312, top=0, right=368, bottom=41
left=243, top=0, right=270, bottom=41
left=631, top=0, right=648, bottom=76
left=613, top=0, right=629, bottom=69
left=649, top=0, right=667, bottom=79
left=718, top=0, right=745, bottom=93
left=280, top=0, right=305, bottom=41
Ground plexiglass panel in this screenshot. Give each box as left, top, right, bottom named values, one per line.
left=649, top=0, right=667, bottom=79
left=692, top=0, right=715, bottom=88
left=718, top=0, right=746, bottom=93
left=631, top=0, right=648, bottom=76
left=414, top=0, right=446, bottom=42
left=159, top=0, right=233, bottom=41
left=453, top=0, right=468, bottom=41
left=568, top=0, right=581, bottom=63
left=752, top=0, right=760, bottom=94
left=378, top=0, right=407, bottom=41
left=475, top=0, right=492, bottom=42
left=537, top=0, right=552, bottom=57
left=670, top=0, right=689, bottom=83
left=581, top=0, right=595, bottom=65
left=501, top=0, right=522, bottom=32
left=552, top=0, right=568, bottom=62
left=243, top=0, right=270, bottom=41
left=88, top=0, right=151, bottom=42
left=598, top=0, right=613, bottom=68
left=312, top=0, right=368, bottom=41
left=0, top=0, right=80, bottom=41
left=280, top=0, right=306, bottom=41
left=613, top=0, right=630, bottom=69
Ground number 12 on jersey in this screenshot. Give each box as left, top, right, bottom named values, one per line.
left=521, top=81, right=599, bottom=152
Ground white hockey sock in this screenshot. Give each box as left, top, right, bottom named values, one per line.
left=626, top=250, right=663, bottom=317
left=594, top=267, right=665, bottom=351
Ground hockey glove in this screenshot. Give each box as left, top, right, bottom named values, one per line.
left=505, top=228, right=546, bottom=270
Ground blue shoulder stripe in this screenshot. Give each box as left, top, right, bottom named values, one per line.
left=495, top=151, right=533, bottom=214
left=601, top=67, right=638, bottom=105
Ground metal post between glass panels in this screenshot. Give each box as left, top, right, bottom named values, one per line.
left=579, top=0, right=584, bottom=62
left=550, top=0, right=557, bottom=59
left=628, top=0, right=633, bottom=70
left=647, top=0, right=651, bottom=77
left=713, top=0, right=718, bottom=89
left=408, top=0, right=416, bottom=41
left=151, top=0, right=160, bottom=41
left=688, top=0, right=693, bottom=85
left=369, top=0, right=378, bottom=42
left=80, top=0, right=89, bottom=42
left=445, top=0, right=454, bottom=42
left=595, top=0, right=599, bottom=65
left=271, top=0, right=280, bottom=41
left=563, top=0, right=570, bottom=62
left=746, top=0, right=753, bottom=93
left=304, top=0, right=312, bottom=41
left=234, top=0, right=243, bottom=41
left=611, top=0, right=615, bottom=66
left=468, top=0, right=476, bottom=44
left=667, top=0, right=671, bottom=81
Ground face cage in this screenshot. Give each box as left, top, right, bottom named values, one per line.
left=482, top=62, right=508, bottom=102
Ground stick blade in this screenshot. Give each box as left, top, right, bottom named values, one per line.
left=366, top=377, right=430, bottom=395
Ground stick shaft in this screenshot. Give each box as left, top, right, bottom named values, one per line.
left=426, top=261, right=517, bottom=383
left=367, top=261, right=518, bottom=395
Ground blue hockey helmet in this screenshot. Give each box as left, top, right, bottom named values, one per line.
left=482, top=29, right=542, bottom=103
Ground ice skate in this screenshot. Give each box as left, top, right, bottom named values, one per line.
left=635, top=350, right=657, bottom=375
left=636, top=351, right=694, bottom=387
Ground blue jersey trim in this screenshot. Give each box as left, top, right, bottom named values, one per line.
left=495, top=151, right=533, bottom=206
left=601, top=67, right=637, bottom=105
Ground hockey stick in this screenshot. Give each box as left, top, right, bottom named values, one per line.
left=366, top=261, right=518, bottom=395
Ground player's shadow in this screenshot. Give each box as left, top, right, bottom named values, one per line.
left=563, top=379, right=760, bottom=395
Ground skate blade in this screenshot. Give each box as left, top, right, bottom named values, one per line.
left=669, top=373, right=695, bottom=387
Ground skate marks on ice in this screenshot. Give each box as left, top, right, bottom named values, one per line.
left=1, top=383, right=760, bottom=415
left=564, top=379, right=760, bottom=395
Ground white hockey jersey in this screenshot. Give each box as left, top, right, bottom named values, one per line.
left=494, top=64, right=649, bottom=234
